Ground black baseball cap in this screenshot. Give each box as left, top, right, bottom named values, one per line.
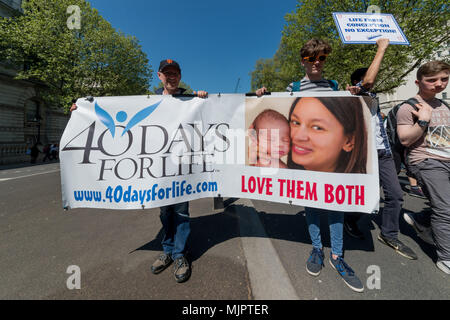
left=158, top=59, right=181, bottom=72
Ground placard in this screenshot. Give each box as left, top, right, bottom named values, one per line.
left=332, top=12, right=409, bottom=45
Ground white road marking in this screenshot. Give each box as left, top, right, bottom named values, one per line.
left=0, top=169, right=60, bottom=182
left=234, top=198, right=299, bottom=300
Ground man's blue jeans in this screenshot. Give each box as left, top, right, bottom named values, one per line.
left=305, top=207, right=344, bottom=257
left=160, top=201, right=190, bottom=260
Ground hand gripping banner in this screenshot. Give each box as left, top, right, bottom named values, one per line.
left=60, top=92, right=380, bottom=213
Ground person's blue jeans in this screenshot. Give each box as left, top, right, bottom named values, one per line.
left=160, top=201, right=190, bottom=260
left=305, top=207, right=344, bottom=257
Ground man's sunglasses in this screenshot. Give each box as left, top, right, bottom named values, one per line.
left=302, top=54, right=328, bottom=63
left=161, top=71, right=180, bottom=77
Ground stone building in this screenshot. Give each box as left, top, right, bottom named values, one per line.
left=0, top=0, right=69, bottom=165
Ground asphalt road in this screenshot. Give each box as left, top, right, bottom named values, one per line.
left=0, top=162, right=448, bottom=300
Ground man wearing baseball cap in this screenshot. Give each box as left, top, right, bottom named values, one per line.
left=155, top=59, right=207, bottom=97
left=151, top=59, right=207, bottom=283
left=71, top=59, right=208, bottom=283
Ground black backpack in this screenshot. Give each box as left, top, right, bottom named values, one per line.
left=385, top=98, right=418, bottom=153
left=385, top=97, right=450, bottom=154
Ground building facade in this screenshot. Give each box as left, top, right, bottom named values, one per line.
left=0, top=0, right=21, bottom=16
left=0, top=0, right=70, bottom=165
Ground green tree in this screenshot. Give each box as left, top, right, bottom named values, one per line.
left=251, top=0, right=450, bottom=93
left=0, top=0, right=152, bottom=112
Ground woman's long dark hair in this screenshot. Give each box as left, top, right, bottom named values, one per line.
left=287, top=97, right=367, bottom=173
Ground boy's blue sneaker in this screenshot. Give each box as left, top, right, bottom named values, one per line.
left=329, top=254, right=364, bottom=293
left=306, top=248, right=324, bottom=276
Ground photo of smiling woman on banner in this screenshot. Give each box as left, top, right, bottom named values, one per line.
left=287, top=96, right=368, bottom=173
left=246, top=96, right=370, bottom=174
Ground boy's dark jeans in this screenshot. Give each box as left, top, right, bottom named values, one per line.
left=378, top=149, right=404, bottom=239
left=346, top=149, right=403, bottom=239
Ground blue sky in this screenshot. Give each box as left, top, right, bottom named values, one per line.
left=87, top=0, right=299, bottom=94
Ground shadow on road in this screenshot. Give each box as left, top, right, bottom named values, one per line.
left=133, top=201, right=388, bottom=262
left=258, top=208, right=377, bottom=255
left=370, top=207, right=437, bottom=262
left=133, top=204, right=246, bottom=262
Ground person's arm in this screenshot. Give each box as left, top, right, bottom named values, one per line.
left=345, top=84, right=361, bottom=95
left=346, top=38, right=389, bottom=95
left=360, top=38, right=389, bottom=90
left=70, top=98, right=78, bottom=112
left=397, top=102, right=433, bottom=147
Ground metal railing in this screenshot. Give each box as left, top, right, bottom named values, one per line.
left=0, top=143, right=29, bottom=165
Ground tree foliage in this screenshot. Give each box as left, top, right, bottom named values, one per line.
left=0, top=0, right=152, bottom=111
left=251, top=0, right=450, bottom=93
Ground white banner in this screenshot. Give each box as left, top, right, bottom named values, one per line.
left=332, top=12, right=409, bottom=45
left=60, top=92, right=379, bottom=213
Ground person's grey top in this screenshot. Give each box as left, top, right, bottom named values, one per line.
left=286, top=77, right=336, bottom=92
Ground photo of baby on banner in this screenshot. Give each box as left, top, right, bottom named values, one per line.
left=245, top=96, right=372, bottom=174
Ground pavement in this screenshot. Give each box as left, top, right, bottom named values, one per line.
left=0, top=162, right=448, bottom=301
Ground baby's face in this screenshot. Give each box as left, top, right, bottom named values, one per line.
left=257, top=118, right=290, bottom=159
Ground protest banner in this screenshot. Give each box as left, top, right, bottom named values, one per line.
left=60, top=92, right=380, bottom=213
left=332, top=12, right=409, bottom=45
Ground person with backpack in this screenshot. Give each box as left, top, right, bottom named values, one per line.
left=396, top=60, right=450, bottom=274
left=347, top=39, right=418, bottom=260
left=256, top=38, right=365, bottom=293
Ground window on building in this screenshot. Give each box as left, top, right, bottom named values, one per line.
left=25, top=99, right=41, bottom=123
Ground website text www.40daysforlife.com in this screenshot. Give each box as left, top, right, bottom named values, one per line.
left=73, top=180, right=218, bottom=205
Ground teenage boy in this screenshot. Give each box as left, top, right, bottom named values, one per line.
left=256, top=39, right=337, bottom=95
left=256, top=39, right=364, bottom=293
left=347, top=39, right=418, bottom=259
left=396, top=60, right=450, bottom=274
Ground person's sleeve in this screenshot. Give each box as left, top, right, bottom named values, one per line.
left=356, top=80, right=376, bottom=98
left=356, top=80, right=369, bottom=94
left=396, top=104, right=415, bottom=126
